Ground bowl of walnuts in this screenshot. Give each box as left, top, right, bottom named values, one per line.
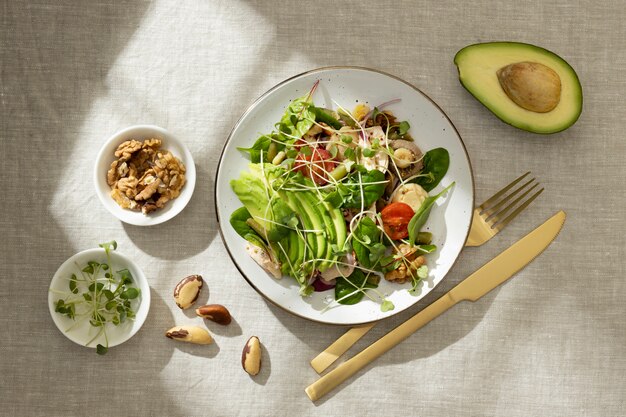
left=94, top=125, right=196, bottom=226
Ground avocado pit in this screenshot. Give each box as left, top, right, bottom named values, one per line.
left=496, top=61, right=561, bottom=113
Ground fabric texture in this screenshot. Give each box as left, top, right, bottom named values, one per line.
left=2, top=1, right=625, bottom=416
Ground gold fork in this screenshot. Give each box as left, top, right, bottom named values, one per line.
left=466, top=172, right=544, bottom=246
left=310, top=172, right=544, bottom=374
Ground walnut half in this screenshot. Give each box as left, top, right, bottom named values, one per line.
left=384, top=244, right=426, bottom=284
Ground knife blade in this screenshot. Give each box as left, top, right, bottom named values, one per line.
left=305, top=210, right=566, bottom=402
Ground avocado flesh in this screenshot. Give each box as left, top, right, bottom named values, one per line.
left=279, top=231, right=299, bottom=276
left=454, top=42, right=582, bottom=134
left=281, top=189, right=348, bottom=274
left=296, top=192, right=334, bottom=271
left=302, top=193, right=336, bottom=271
left=284, top=192, right=319, bottom=261
left=328, top=202, right=347, bottom=252
left=287, top=231, right=301, bottom=270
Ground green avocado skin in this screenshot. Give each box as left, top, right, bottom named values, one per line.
left=454, top=42, right=583, bottom=134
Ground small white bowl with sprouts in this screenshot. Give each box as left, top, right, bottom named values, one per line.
left=48, top=242, right=150, bottom=354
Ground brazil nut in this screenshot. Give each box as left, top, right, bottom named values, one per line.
left=242, top=336, right=262, bottom=376
left=173, top=274, right=203, bottom=309
left=165, top=325, right=213, bottom=345
left=195, top=304, right=232, bottom=325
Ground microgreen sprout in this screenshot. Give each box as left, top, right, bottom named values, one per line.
left=52, top=241, right=140, bottom=355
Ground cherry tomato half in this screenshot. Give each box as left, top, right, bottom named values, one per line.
left=294, top=147, right=336, bottom=185
left=380, top=202, right=415, bottom=240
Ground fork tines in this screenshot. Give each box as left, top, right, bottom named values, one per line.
left=478, top=172, right=544, bottom=232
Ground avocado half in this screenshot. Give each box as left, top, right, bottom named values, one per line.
left=454, top=42, right=583, bottom=134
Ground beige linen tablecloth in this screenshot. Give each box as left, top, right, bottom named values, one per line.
left=2, top=1, right=625, bottom=416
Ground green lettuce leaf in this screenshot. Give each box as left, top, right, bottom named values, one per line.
left=230, top=164, right=295, bottom=242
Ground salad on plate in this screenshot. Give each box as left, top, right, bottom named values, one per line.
left=230, top=81, right=452, bottom=312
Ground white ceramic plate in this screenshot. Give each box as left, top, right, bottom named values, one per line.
left=215, top=67, right=474, bottom=325
left=48, top=248, right=151, bottom=349
left=94, top=125, right=196, bottom=226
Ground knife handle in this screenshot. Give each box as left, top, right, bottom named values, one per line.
left=305, top=292, right=458, bottom=401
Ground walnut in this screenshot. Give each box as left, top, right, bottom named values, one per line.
left=106, top=138, right=186, bottom=215
left=114, top=140, right=142, bottom=161
left=137, top=168, right=157, bottom=184
left=111, top=188, right=138, bottom=210
left=155, top=194, right=170, bottom=208
left=116, top=177, right=139, bottom=198
left=169, top=173, right=184, bottom=190
left=397, top=244, right=419, bottom=260
left=384, top=244, right=426, bottom=284
left=107, top=161, right=120, bottom=186
left=143, top=138, right=162, bottom=149
left=115, top=161, right=128, bottom=178
left=141, top=203, right=159, bottom=214
left=134, top=149, right=151, bottom=168
left=135, top=176, right=161, bottom=201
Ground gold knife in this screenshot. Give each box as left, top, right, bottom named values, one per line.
left=305, top=210, right=566, bottom=402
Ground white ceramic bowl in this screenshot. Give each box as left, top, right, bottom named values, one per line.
left=215, top=67, right=475, bottom=325
left=94, top=125, right=196, bottom=226
left=48, top=248, right=151, bottom=349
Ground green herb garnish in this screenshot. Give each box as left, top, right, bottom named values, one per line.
left=53, top=241, right=140, bottom=355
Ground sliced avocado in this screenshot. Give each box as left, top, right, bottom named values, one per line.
left=302, top=193, right=336, bottom=272
left=286, top=231, right=299, bottom=268
left=283, top=192, right=323, bottom=268
left=322, top=201, right=347, bottom=272
left=296, top=192, right=327, bottom=265
left=454, top=42, right=582, bottom=134
left=278, top=233, right=295, bottom=276
left=327, top=202, right=347, bottom=254
left=285, top=230, right=306, bottom=278
left=281, top=189, right=347, bottom=274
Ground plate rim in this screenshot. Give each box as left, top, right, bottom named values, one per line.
left=214, top=65, right=475, bottom=326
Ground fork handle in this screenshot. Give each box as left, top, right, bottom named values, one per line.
left=305, top=292, right=458, bottom=401
left=310, top=323, right=375, bottom=374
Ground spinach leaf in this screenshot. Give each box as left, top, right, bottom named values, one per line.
left=352, top=217, right=382, bottom=269
left=229, top=207, right=256, bottom=238
left=330, top=168, right=386, bottom=209
left=408, top=183, right=454, bottom=245
left=237, top=134, right=271, bottom=163
left=238, top=94, right=316, bottom=162
left=278, top=96, right=315, bottom=140
left=335, top=269, right=378, bottom=305
left=229, top=206, right=271, bottom=247
left=411, top=148, right=450, bottom=192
